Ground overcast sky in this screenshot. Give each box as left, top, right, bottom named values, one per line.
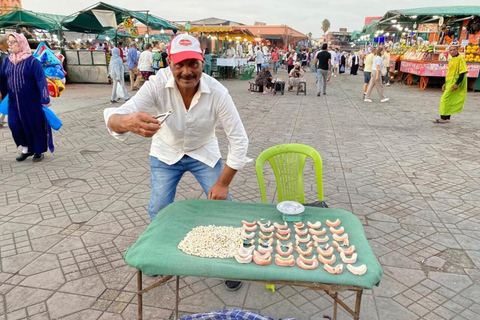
left=23, top=0, right=480, bottom=38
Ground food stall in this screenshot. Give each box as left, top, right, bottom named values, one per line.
left=362, top=6, right=480, bottom=89
left=399, top=45, right=480, bottom=89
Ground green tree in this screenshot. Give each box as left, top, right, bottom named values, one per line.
left=322, top=19, right=330, bottom=36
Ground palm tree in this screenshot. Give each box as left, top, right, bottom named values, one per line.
left=322, top=19, right=330, bottom=36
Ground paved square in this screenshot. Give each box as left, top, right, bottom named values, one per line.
left=0, top=68, right=479, bottom=319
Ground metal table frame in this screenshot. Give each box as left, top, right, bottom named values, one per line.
left=135, top=271, right=365, bottom=320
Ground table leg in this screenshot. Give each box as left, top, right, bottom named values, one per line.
left=174, top=276, right=180, bottom=320
left=333, top=292, right=338, bottom=320
left=354, top=290, right=363, bottom=320
left=137, top=270, right=143, bottom=320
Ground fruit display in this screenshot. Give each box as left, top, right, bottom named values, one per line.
left=464, top=45, right=480, bottom=62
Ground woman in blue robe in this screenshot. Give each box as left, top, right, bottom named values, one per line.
left=1, top=33, right=51, bottom=162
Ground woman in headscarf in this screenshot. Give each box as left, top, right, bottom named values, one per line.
left=0, top=33, right=51, bottom=162
left=108, top=47, right=130, bottom=104
left=254, top=63, right=274, bottom=94
left=288, top=62, right=304, bottom=92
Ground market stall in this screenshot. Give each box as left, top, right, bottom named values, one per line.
left=125, top=199, right=383, bottom=320
left=360, top=6, right=480, bottom=90
left=61, top=1, right=179, bottom=83
left=387, top=43, right=480, bottom=89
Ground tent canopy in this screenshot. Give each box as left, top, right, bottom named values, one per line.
left=385, top=6, right=480, bottom=17
left=350, top=30, right=362, bottom=40
left=62, top=1, right=179, bottom=33
left=361, top=20, right=380, bottom=34
left=0, top=8, right=65, bottom=31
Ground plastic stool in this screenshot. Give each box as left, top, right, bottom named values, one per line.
left=266, top=284, right=275, bottom=292
left=297, top=81, right=306, bottom=95
left=274, top=81, right=285, bottom=95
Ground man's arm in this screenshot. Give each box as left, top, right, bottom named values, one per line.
left=209, top=165, right=237, bottom=200
left=211, top=93, right=251, bottom=200
left=451, top=72, right=467, bottom=91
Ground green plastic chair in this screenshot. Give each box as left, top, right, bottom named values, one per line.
left=241, top=65, right=255, bottom=81
left=255, top=143, right=324, bottom=204
left=255, top=143, right=324, bottom=293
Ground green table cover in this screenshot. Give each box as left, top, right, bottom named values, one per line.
left=124, top=200, right=383, bottom=290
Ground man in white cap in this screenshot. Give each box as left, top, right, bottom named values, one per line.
left=104, top=34, right=250, bottom=290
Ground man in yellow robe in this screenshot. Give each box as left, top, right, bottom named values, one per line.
left=435, top=45, right=468, bottom=124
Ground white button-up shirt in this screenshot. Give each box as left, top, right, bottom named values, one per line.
left=104, top=68, right=250, bottom=170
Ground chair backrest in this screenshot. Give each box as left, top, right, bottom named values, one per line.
left=255, top=143, right=324, bottom=204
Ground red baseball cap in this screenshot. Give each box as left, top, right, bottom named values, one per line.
left=168, top=34, right=204, bottom=64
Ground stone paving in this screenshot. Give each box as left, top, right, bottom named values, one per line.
left=0, top=67, right=480, bottom=320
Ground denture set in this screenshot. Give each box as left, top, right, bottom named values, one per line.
left=235, top=219, right=367, bottom=276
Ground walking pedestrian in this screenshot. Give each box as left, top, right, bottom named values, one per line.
left=0, top=35, right=8, bottom=127
left=203, top=48, right=212, bottom=76
left=301, top=49, right=308, bottom=72
left=362, top=47, right=376, bottom=98
left=434, top=45, right=468, bottom=124
left=271, top=48, right=279, bottom=74
left=286, top=50, right=295, bottom=74
left=313, top=43, right=331, bottom=96
left=255, top=47, right=264, bottom=74
left=108, top=47, right=130, bottom=104
left=128, top=43, right=142, bottom=90
left=0, top=33, right=52, bottom=162
left=364, top=47, right=389, bottom=103
left=382, top=47, right=391, bottom=86
left=328, top=46, right=336, bottom=77
left=138, top=43, right=154, bottom=81
left=350, top=51, right=360, bottom=75
left=339, top=52, right=346, bottom=74
left=105, top=34, right=250, bottom=291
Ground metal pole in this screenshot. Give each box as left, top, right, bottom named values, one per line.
left=146, top=11, right=150, bottom=44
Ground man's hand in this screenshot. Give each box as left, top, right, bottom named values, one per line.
left=108, top=112, right=160, bottom=137
left=442, top=84, right=446, bottom=92
left=125, top=112, right=161, bottom=137
left=451, top=84, right=458, bottom=91
left=208, top=181, right=229, bottom=200
left=208, top=165, right=237, bottom=200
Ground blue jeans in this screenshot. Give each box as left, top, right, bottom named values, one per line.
left=148, top=155, right=229, bottom=221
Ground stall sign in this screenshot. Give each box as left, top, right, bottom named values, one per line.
left=401, top=61, right=480, bottom=78
left=418, top=24, right=438, bottom=33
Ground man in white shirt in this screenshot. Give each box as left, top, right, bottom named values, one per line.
left=236, top=42, right=243, bottom=57
left=255, top=47, right=264, bottom=74
left=105, top=35, right=250, bottom=289
left=225, top=44, right=235, bottom=58
left=105, top=33, right=249, bottom=219
left=328, top=46, right=336, bottom=77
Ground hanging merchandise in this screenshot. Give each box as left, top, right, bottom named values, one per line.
left=124, top=16, right=134, bottom=29
left=131, top=26, right=139, bottom=37
left=33, top=42, right=67, bottom=98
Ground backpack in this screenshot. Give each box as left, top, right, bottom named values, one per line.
left=153, top=52, right=163, bottom=70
